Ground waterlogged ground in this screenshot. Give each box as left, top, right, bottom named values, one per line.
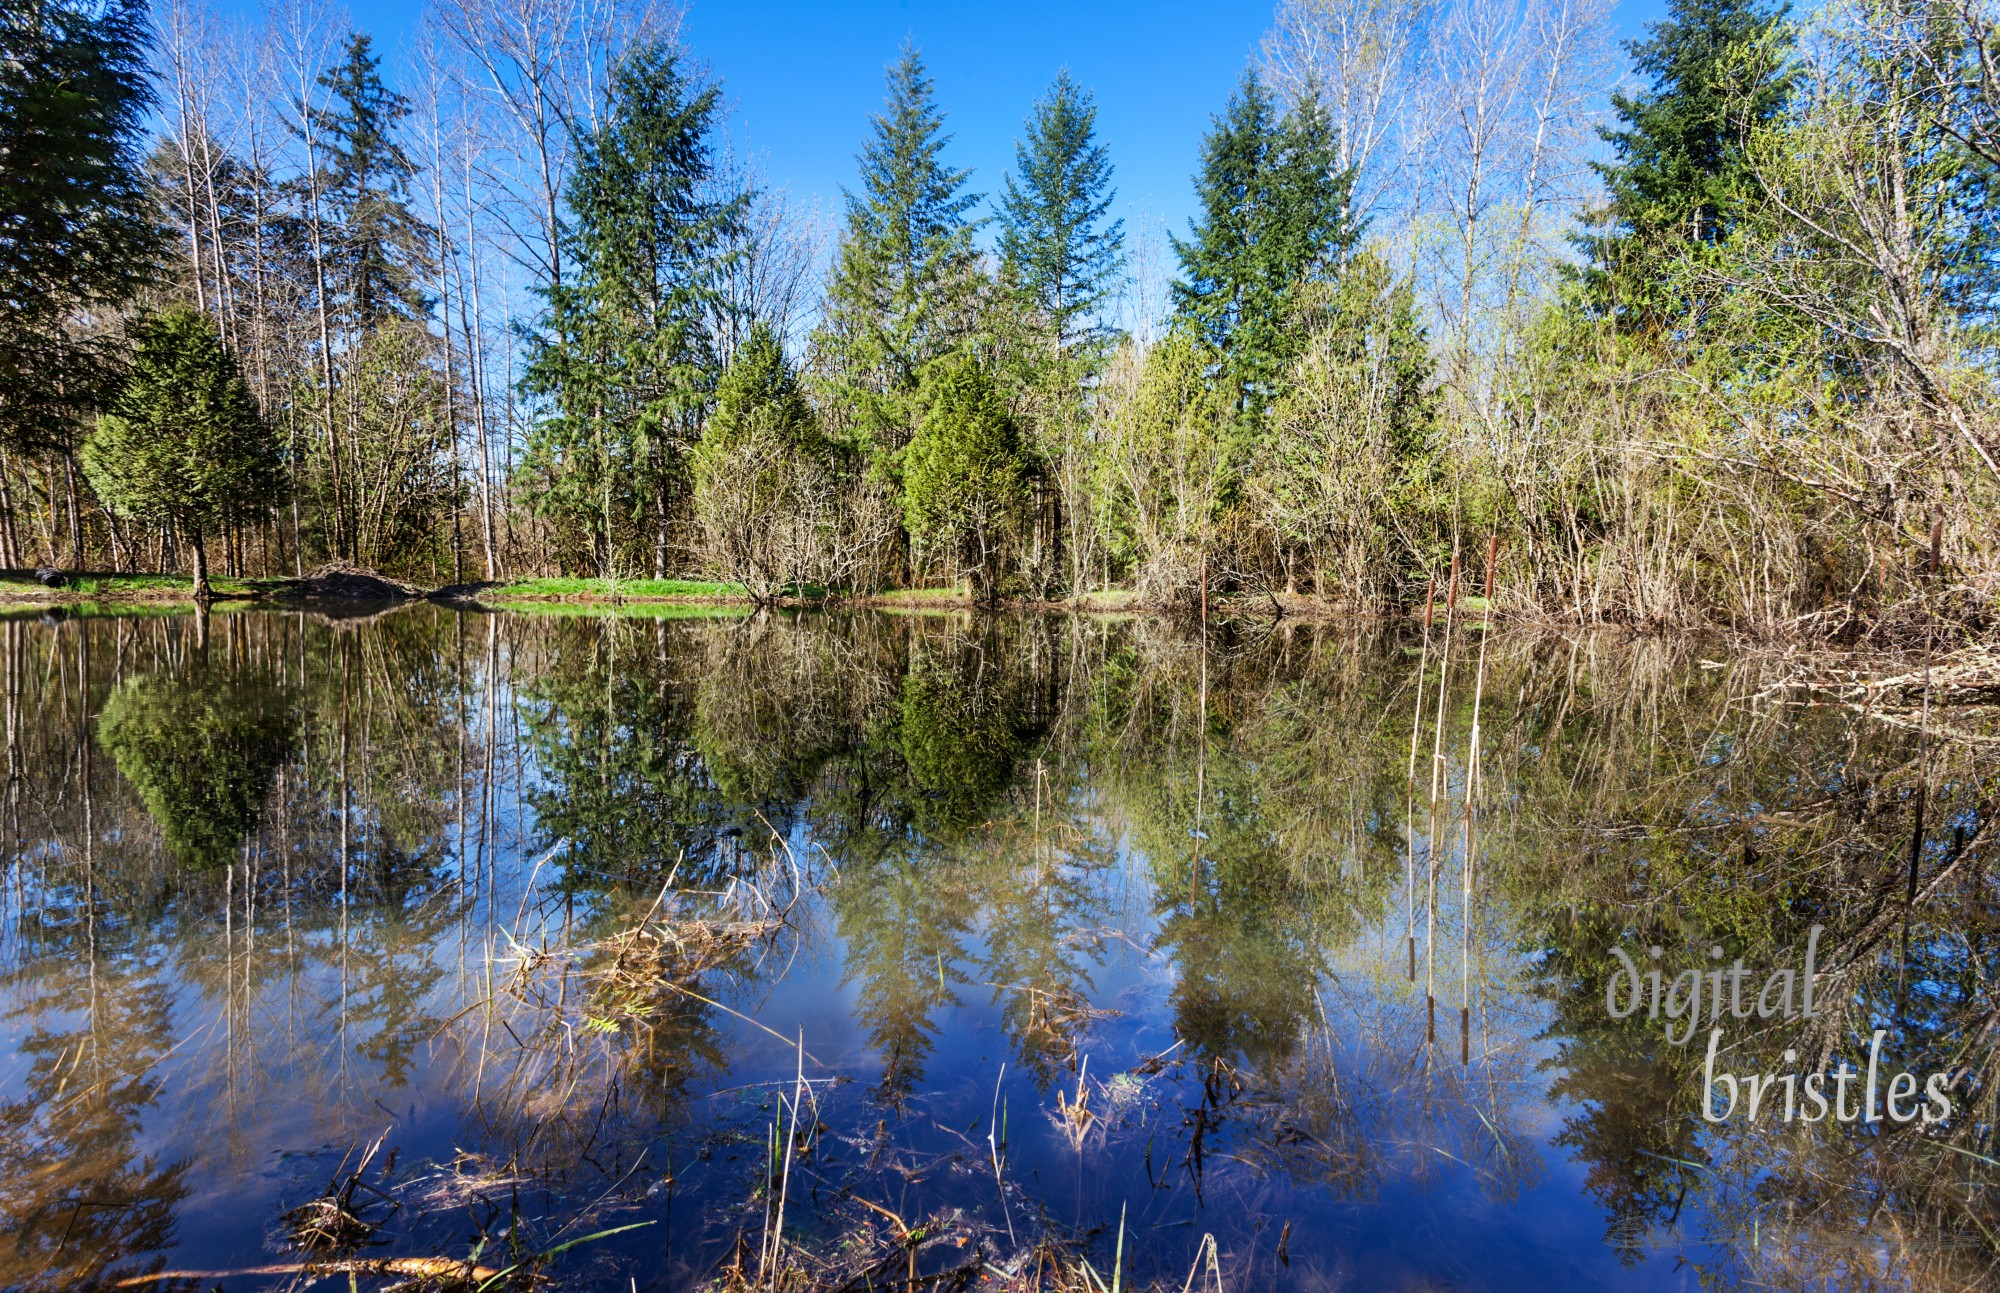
left=0, top=606, right=1994, bottom=1291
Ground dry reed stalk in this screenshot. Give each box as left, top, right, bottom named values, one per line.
left=1823, top=645, right=2000, bottom=706
left=986, top=1061, right=1019, bottom=1250
left=1056, top=1055, right=1097, bottom=1152
left=759, top=1029, right=809, bottom=1285
left=1425, top=543, right=1462, bottom=1042
left=1404, top=574, right=1436, bottom=982
left=1014, top=982, right=1118, bottom=1066
left=1459, top=536, right=1498, bottom=1065
left=281, top=1129, right=393, bottom=1252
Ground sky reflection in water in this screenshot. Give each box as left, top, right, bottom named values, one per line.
left=0, top=606, right=1992, bottom=1291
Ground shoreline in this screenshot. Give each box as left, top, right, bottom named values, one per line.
left=0, top=572, right=1591, bottom=629
left=0, top=571, right=1989, bottom=653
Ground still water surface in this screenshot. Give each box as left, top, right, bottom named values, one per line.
left=0, top=606, right=1993, bottom=1291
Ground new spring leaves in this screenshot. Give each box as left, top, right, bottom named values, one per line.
left=1605, top=927, right=1957, bottom=1126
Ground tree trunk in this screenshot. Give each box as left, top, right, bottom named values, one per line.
left=464, top=150, right=498, bottom=579
left=190, top=529, right=211, bottom=601
left=653, top=444, right=669, bottom=581
left=297, top=104, right=343, bottom=562
left=0, top=451, right=17, bottom=569
left=105, top=511, right=127, bottom=570
left=62, top=452, right=83, bottom=568
left=36, top=461, right=59, bottom=566
left=598, top=419, right=613, bottom=581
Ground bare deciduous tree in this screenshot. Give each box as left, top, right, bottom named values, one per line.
left=430, top=0, right=679, bottom=292
left=709, top=153, right=829, bottom=364
left=1263, top=0, right=1433, bottom=229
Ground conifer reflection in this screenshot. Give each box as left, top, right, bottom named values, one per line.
left=97, top=657, right=298, bottom=870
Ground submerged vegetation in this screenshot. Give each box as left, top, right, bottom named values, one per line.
left=0, top=604, right=1993, bottom=1289
left=0, top=0, right=1994, bottom=634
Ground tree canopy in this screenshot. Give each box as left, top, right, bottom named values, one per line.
left=903, top=355, right=1030, bottom=602
left=1577, top=0, right=1795, bottom=320
left=0, top=0, right=158, bottom=465
left=521, top=41, right=746, bottom=578
left=689, top=322, right=848, bottom=600
left=82, top=307, right=284, bottom=596
left=309, top=33, right=435, bottom=328
left=97, top=668, right=299, bottom=870
left=1171, top=72, right=1356, bottom=432
left=997, top=69, right=1125, bottom=368
left=816, top=44, right=985, bottom=473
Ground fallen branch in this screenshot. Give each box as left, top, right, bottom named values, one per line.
left=114, top=1255, right=503, bottom=1287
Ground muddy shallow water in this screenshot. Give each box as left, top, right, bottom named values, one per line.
left=0, top=606, right=1993, bottom=1291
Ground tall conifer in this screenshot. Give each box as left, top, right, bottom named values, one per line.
left=82, top=308, right=285, bottom=598
left=1577, top=0, right=1794, bottom=320
left=997, top=70, right=1124, bottom=371
left=815, top=44, right=983, bottom=475
left=1171, top=72, right=1355, bottom=431
left=521, top=42, right=745, bottom=577
left=0, top=0, right=158, bottom=557
left=309, top=33, right=435, bottom=328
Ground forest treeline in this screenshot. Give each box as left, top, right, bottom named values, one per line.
left=1, top=0, right=1996, bottom=631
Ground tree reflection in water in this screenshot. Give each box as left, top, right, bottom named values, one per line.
left=0, top=606, right=1990, bottom=1290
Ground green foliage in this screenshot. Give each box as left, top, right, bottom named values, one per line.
left=894, top=643, right=1029, bottom=836
left=302, top=322, right=461, bottom=575
left=97, top=668, right=298, bottom=869
left=517, top=651, right=744, bottom=893
left=6, top=0, right=1989, bottom=630
left=0, top=571, right=257, bottom=597
left=0, top=0, right=159, bottom=459
left=307, top=33, right=435, bottom=328
left=495, top=576, right=747, bottom=598
left=997, top=69, right=1124, bottom=370
left=1685, top=0, right=1996, bottom=376
left=902, top=356, right=1030, bottom=601
left=1095, top=330, right=1237, bottom=602
left=707, top=322, right=818, bottom=452
left=1255, top=251, right=1441, bottom=600
left=992, top=71, right=1127, bottom=599
left=521, top=42, right=746, bottom=578
left=82, top=308, right=285, bottom=593
left=689, top=323, right=851, bottom=599
left=815, top=45, right=985, bottom=475
left=1170, top=73, right=1356, bottom=431
left=1577, top=0, right=1794, bottom=323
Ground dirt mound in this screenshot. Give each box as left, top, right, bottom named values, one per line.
left=288, top=561, right=422, bottom=601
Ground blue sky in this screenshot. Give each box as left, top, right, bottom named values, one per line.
left=232, top=0, right=1670, bottom=248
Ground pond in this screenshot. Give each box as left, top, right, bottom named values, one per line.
left=0, top=605, right=1993, bottom=1291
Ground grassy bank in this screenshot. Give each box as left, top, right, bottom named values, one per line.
left=486, top=576, right=750, bottom=600
left=0, top=568, right=1683, bottom=631
left=0, top=570, right=272, bottom=601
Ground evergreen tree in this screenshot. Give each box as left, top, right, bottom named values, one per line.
left=994, top=72, right=1125, bottom=600
left=309, top=33, right=435, bottom=328
left=815, top=44, right=984, bottom=473
left=1578, top=0, right=1794, bottom=318
left=1171, top=72, right=1355, bottom=431
left=97, top=668, right=298, bottom=870
left=81, top=308, right=285, bottom=598
left=997, top=69, right=1125, bottom=369
left=0, top=0, right=158, bottom=518
left=690, top=323, right=848, bottom=600
left=902, top=355, right=1029, bottom=602
left=709, top=323, right=818, bottom=450
left=521, top=42, right=746, bottom=577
